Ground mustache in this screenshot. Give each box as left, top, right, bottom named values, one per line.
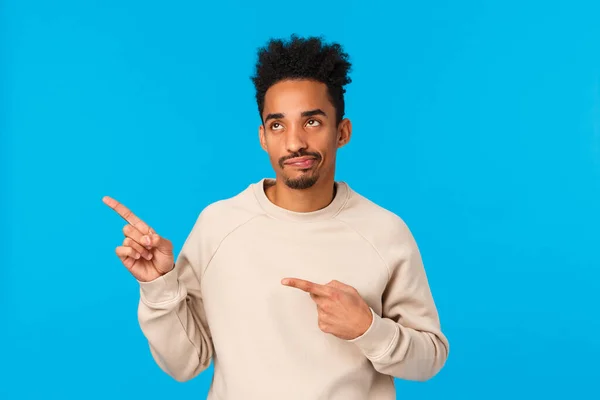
left=278, top=150, right=321, bottom=168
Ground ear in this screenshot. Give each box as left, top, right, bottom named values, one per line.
left=259, top=124, right=267, bottom=151
left=336, top=118, right=352, bottom=148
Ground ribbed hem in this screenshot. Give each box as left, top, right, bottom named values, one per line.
left=139, top=267, right=180, bottom=305
left=346, top=308, right=398, bottom=359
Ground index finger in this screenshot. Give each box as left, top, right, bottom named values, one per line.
left=102, top=196, right=151, bottom=234
left=281, top=278, right=332, bottom=297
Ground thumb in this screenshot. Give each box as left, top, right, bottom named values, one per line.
left=151, top=233, right=173, bottom=254
left=326, top=279, right=347, bottom=289
left=326, top=279, right=355, bottom=293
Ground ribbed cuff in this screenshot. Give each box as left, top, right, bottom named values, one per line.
left=346, top=308, right=398, bottom=359
left=138, top=267, right=180, bottom=305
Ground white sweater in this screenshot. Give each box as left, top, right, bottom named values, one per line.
left=137, top=178, right=449, bottom=399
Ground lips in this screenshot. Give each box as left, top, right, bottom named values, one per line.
left=284, top=157, right=316, bottom=168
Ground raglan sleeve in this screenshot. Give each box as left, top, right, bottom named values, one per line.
left=136, top=209, right=215, bottom=382
left=346, top=219, right=449, bottom=381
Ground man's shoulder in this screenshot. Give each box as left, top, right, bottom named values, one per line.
left=190, top=181, right=265, bottom=239
left=335, top=185, right=421, bottom=271
left=202, top=183, right=262, bottom=217
left=337, top=184, right=414, bottom=243
left=177, top=182, right=265, bottom=270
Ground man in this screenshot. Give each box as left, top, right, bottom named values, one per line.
left=103, top=35, right=449, bottom=399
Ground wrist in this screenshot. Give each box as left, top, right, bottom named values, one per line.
left=139, top=264, right=180, bottom=305
left=158, top=262, right=176, bottom=277
left=357, top=307, right=374, bottom=336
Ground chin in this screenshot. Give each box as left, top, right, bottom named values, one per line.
left=283, top=173, right=320, bottom=190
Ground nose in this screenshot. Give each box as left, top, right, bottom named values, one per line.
left=285, top=123, right=308, bottom=154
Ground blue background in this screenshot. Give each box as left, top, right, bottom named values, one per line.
left=2, top=0, right=599, bottom=398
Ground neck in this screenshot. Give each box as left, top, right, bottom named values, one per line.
left=265, top=176, right=337, bottom=213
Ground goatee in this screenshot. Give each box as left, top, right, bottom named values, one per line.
left=284, top=174, right=319, bottom=190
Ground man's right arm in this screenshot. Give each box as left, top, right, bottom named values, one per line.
left=136, top=216, right=214, bottom=382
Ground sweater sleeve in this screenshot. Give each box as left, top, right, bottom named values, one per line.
left=136, top=212, right=215, bottom=382
left=346, top=221, right=449, bottom=381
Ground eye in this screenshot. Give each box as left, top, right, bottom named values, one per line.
left=270, top=122, right=283, bottom=131
left=306, top=119, right=321, bottom=127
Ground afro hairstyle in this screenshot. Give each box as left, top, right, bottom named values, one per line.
left=250, top=34, right=352, bottom=125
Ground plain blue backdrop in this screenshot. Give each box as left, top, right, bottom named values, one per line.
left=2, top=0, right=599, bottom=398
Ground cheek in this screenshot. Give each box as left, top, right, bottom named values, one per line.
left=263, top=136, right=280, bottom=157
left=266, top=145, right=284, bottom=167
left=319, top=134, right=339, bottom=160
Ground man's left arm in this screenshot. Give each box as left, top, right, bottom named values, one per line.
left=281, top=221, right=449, bottom=381
left=346, top=223, right=450, bottom=381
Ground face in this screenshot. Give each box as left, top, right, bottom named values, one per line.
left=259, top=79, right=351, bottom=190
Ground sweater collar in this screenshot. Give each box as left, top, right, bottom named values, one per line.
left=252, top=178, right=349, bottom=222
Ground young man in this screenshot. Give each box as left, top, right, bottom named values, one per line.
left=103, top=35, right=449, bottom=400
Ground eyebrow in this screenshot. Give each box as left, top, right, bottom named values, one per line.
left=301, top=109, right=327, bottom=118
left=264, top=113, right=285, bottom=123
left=264, top=109, right=328, bottom=123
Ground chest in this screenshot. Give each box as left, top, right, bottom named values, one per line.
left=200, top=220, right=389, bottom=313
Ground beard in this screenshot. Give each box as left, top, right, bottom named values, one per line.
left=278, top=150, right=322, bottom=190
left=283, top=172, right=319, bottom=189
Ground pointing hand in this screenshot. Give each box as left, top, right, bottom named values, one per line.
left=103, top=196, right=174, bottom=282
left=281, top=278, right=373, bottom=340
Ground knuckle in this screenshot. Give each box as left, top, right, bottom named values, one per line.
left=126, top=239, right=140, bottom=251
left=318, top=321, right=328, bottom=332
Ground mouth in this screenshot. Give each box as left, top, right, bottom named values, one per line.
left=283, top=157, right=317, bottom=169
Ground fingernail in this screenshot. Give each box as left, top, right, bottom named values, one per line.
left=145, top=253, right=153, bottom=260
left=135, top=253, right=140, bottom=259
left=144, top=236, right=151, bottom=246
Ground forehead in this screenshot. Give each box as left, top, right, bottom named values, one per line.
left=263, top=79, right=332, bottom=114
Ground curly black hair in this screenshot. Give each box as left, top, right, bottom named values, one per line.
left=250, top=34, right=352, bottom=126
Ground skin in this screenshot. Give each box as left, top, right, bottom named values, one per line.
left=259, top=79, right=351, bottom=213
left=102, top=196, right=174, bottom=282
left=103, top=78, right=373, bottom=340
